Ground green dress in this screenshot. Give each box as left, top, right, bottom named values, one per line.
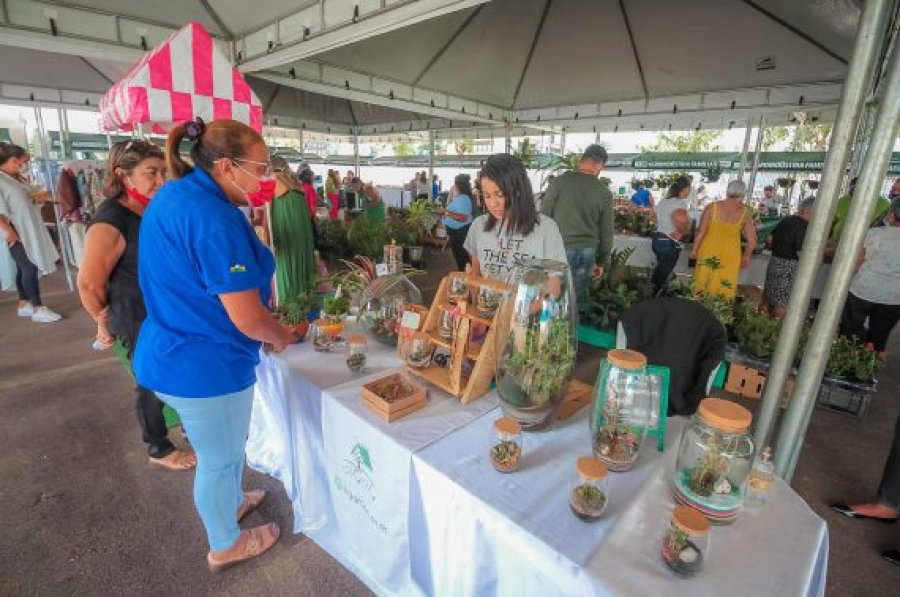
left=271, top=190, right=316, bottom=304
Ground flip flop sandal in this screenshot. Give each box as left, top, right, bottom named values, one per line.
left=237, top=490, right=267, bottom=522
left=207, top=523, right=280, bottom=573
left=148, top=449, right=197, bottom=471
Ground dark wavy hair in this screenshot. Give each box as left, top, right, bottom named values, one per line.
left=667, top=176, right=692, bottom=199
left=103, top=139, right=164, bottom=199
left=454, top=173, right=472, bottom=197
left=0, top=142, right=27, bottom=167
left=479, top=153, right=538, bottom=236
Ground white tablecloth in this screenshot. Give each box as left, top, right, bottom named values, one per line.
left=410, top=408, right=828, bottom=596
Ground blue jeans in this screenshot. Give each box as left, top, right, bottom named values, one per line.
left=651, top=234, right=682, bottom=289
left=566, top=246, right=596, bottom=302
left=157, top=387, right=254, bottom=551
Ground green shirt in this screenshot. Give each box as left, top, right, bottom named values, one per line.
left=540, top=170, right=614, bottom=263
left=362, top=194, right=386, bottom=222
left=830, top=194, right=891, bottom=242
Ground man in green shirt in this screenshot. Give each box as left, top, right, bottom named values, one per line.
left=541, top=144, right=614, bottom=301
left=829, top=176, right=894, bottom=243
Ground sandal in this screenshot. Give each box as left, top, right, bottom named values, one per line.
left=148, top=449, right=197, bottom=471
left=207, top=523, right=280, bottom=573
left=237, top=490, right=267, bottom=522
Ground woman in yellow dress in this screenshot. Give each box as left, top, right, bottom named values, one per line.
left=692, top=180, right=757, bottom=298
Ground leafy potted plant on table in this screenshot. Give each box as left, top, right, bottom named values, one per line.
left=274, top=292, right=312, bottom=342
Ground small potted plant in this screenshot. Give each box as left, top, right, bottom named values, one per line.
left=323, top=295, right=350, bottom=324
left=274, top=293, right=312, bottom=342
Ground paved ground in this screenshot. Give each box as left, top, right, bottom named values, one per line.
left=1, top=247, right=899, bottom=596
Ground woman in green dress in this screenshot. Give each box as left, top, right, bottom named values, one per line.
left=270, top=157, right=315, bottom=303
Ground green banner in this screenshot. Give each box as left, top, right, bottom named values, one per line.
left=0, top=128, right=10, bottom=143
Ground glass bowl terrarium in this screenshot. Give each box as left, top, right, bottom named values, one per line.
left=494, top=259, right=577, bottom=431
left=475, top=283, right=502, bottom=318
left=358, top=274, right=423, bottom=346
left=447, top=273, right=469, bottom=304
left=673, top=397, right=755, bottom=524
left=590, top=349, right=655, bottom=472
left=405, top=332, right=435, bottom=369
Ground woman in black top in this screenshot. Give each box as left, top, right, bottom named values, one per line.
left=763, top=198, right=814, bottom=318
left=77, top=140, right=195, bottom=471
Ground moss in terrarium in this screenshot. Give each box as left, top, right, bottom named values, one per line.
left=346, top=352, right=366, bottom=372
left=407, top=347, right=433, bottom=368
left=490, top=440, right=521, bottom=473
left=501, top=318, right=575, bottom=407
left=569, top=484, right=607, bottom=521
left=661, top=528, right=704, bottom=578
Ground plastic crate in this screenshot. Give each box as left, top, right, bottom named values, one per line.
left=816, top=384, right=873, bottom=418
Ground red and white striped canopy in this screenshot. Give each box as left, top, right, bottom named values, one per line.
left=100, top=22, right=262, bottom=134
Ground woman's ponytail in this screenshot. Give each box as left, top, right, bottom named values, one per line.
left=165, top=123, right=192, bottom=179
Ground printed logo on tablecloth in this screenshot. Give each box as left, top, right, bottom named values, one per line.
left=334, top=440, right=388, bottom=534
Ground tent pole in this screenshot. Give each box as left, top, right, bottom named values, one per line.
left=353, top=130, right=360, bottom=177
left=560, top=132, right=567, bottom=155
left=746, top=114, right=766, bottom=201
left=737, top=122, right=753, bottom=181
left=776, top=7, right=899, bottom=481
left=58, top=108, right=70, bottom=159
left=428, top=130, right=435, bottom=200
left=753, top=0, right=891, bottom=456
left=504, top=125, right=511, bottom=154
left=33, top=106, right=74, bottom=291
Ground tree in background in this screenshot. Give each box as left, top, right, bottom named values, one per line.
left=454, top=139, right=474, bottom=155
left=639, top=130, right=723, bottom=152
left=392, top=140, right=414, bottom=156
left=762, top=123, right=832, bottom=151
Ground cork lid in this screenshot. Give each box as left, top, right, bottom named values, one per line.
left=345, top=333, right=367, bottom=345
left=673, top=505, right=711, bottom=535
left=576, top=457, right=608, bottom=480
left=697, top=397, right=753, bottom=433
left=606, top=349, right=648, bottom=370
left=494, top=417, right=521, bottom=437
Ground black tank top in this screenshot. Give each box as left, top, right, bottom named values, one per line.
left=90, top=198, right=145, bottom=351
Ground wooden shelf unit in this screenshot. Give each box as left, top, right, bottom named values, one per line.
left=403, top=272, right=506, bottom=404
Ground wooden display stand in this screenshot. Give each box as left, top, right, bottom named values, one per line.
left=403, top=272, right=505, bottom=404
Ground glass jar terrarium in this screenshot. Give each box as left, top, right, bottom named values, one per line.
left=438, top=305, right=459, bottom=340
left=405, top=332, right=435, bottom=369
left=310, top=320, right=334, bottom=352
left=345, top=333, right=367, bottom=372
left=673, top=397, right=755, bottom=524
left=590, top=349, right=655, bottom=472
left=447, top=274, right=469, bottom=304
left=661, top=505, right=711, bottom=578
left=494, top=259, right=577, bottom=431
left=489, top=417, right=522, bottom=473
left=358, top=274, right=423, bottom=346
left=475, top=284, right=502, bottom=318
left=383, top=241, right=403, bottom=275
left=569, top=457, right=609, bottom=522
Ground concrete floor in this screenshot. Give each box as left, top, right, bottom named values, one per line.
left=1, top=247, right=899, bottom=596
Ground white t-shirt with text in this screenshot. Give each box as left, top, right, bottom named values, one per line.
left=464, top=214, right=568, bottom=281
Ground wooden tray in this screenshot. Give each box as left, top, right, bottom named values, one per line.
left=361, top=372, right=428, bottom=422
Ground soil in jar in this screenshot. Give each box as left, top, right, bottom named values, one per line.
left=346, top=352, right=366, bottom=372
left=313, top=334, right=333, bottom=352
left=568, top=484, right=607, bottom=522
left=593, top=424, right=640, bottom=471
left=661, top=530, right=704, bottom=578
left=490, top=441, right=521, bottom=473
left=368, top=377, right=416, bottom=403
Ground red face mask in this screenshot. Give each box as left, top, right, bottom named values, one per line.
left=126, top=186, right=152, bottom=207
left=246, top=177, right=277, bottom=207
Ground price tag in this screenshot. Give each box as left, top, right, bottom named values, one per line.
left=401, top=310, right=421, bottom=330
left=375, top=263, right=390, bottom=277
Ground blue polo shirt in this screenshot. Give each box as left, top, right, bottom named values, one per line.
left=631, top=188, right=651, bottom=208
left=134, top=168, right=275, bottom=398
left=442, top=193, right=473, bottom=229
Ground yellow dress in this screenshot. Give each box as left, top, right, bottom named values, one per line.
left=693, top=202, right=747, bottom=298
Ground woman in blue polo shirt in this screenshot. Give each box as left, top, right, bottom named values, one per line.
left=438, top=173, right=474, bottom=271
left=135, top=118, right=295, bottom=572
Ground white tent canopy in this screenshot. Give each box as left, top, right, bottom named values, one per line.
left=0, top=0, right=874, bottom=137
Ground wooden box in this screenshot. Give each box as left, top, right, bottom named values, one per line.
left=725, top=363, right=794, bottom=407
left=361, top=372, right=428, bottom=422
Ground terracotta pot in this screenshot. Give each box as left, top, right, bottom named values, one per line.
left=292, top=320, right=310, bottom=342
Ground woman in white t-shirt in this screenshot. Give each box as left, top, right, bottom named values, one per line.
left=463, top=154, right=567, bottom=281
left=651, top=176, right=691, bottom=289
left=839, top=198, right=900, bottom=351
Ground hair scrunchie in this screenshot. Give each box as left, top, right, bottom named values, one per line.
left=184, top=117, right=205, bottom=141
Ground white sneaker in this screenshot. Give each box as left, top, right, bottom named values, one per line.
left=17, top=303, right=34, bottom=317
left=31, top=307, right=62, bottom=323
